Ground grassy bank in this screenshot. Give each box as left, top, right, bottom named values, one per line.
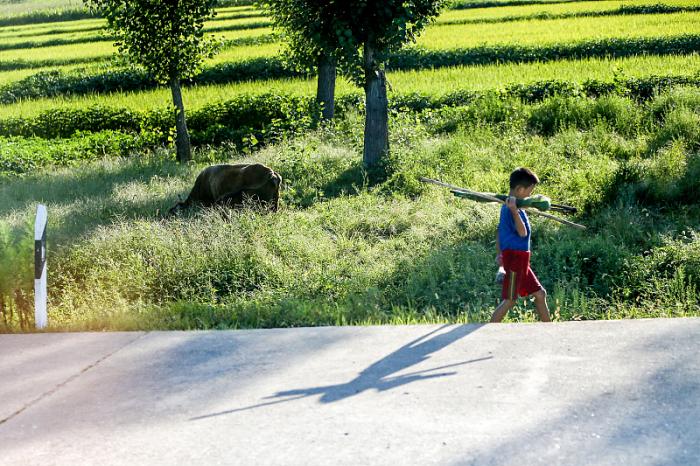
left=1, top=88, right=699, bottom=331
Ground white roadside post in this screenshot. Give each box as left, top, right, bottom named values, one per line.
left=34, top=204, right=48, bottom=330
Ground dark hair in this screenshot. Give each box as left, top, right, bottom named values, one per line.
left=509, top=167, right=539, bottom=189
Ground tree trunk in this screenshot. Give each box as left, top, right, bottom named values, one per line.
left=170, top=78, right=191, bottom=163
left=362, top=42, right=389, bottom=168
left=316, top=52, right=336, bottom=121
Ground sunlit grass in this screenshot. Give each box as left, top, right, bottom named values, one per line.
left=0, top=27, right=101, bottom=46
left=389, top=53, right=700, bottom=94
left=205, top=15, right=270, bottom=29
left=3, top=53, right=700, bottom=118
left=0, top=24, right=272, bottom=52
left=0, top=18, right=102, bottom=37
left=0, top=0, right=82, bottom=17
left=2, top=104, right=699, bottom=330
left=436, top=0, right=700, bottom=23
left=418, top=11, right=700, bottom=49
left=0, top=39, right=115, bottom=63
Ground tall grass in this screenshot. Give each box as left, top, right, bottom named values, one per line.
left=1, top=90, right=699, bottom=331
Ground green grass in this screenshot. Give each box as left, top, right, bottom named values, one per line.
left=0, top=39, right=116, bottom=64
left=436, top=0, right=700, bottom=23
left=0, top=0, right=82, bottom=17
left=385, top=53, right=700, bottom=94
left=2, top=91, right=699, bottom=331
left=0, top=18, right=102, bottom=37
left=3, top=53, right=700, bottom=119
left=2, top=0, right=700, bottom=331
left=0, top=27, right=103, bottom=46
left=418, top=11, right=700, bottom=49
left=2, top=3, right=696, bottom=71
left=0, top=25, right=273, bottom=54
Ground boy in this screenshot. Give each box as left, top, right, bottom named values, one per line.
left=491, top=167, right=550, bottom=323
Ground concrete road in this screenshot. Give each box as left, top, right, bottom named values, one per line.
left=1, top=319, right=698, bottom=465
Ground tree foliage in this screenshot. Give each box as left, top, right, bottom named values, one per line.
left=86, top=0, right=220, bottom=83
left=85, top=0, right=221, bottom=162
left=260, top=0, right=447, bottom=84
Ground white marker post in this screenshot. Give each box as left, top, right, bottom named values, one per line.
left=34, top=204, right=48, bottom=330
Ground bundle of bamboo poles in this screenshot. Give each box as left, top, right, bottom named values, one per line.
left=419, top=177, right=586, bottom=230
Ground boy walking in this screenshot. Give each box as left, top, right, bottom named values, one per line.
left=491, top=168, right=550, bottom=323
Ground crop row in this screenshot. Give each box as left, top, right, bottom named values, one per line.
left=3, top=79, right=699, bottom=183
left=1, top=75, right=697, bottom=145
left=4, top=9, right=697, bottom=73
left=439, top=4, right=700, bottom=26
left=0, top=9, right=98, bottom=27
left=5, top=33, right=700, bottom=101
left=0, top=26, right=275, bottom=53
left=6, top=2, right=697, bottom=50
left=4, top=54, right=698, bottom=119
left=0, top=3, right=255, bottom=27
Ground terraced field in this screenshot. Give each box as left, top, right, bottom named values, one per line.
left=0, top=1, right=697, bottom=112
left=1, top=0, right=699, bottom=330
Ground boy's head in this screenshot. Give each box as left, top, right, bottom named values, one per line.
left=509, top=167, right=539, bottom=198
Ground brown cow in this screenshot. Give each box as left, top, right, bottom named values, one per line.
left=167, top=163, right=282, bottom=216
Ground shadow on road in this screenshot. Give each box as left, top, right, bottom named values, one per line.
left=191, top=324, right=490, bottom=420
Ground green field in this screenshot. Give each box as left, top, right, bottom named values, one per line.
left=1, top=0, right=699, bottom=331
left=0, top=0, right=82, bottom=17
left=3, top=54, right=700, bottom=119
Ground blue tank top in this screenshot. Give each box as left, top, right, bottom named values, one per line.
left=498, top=204, right=530, bottom=251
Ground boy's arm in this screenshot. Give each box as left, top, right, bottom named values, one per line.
left=507, top=197, right=528, bottom=237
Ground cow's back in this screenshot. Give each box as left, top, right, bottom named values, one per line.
left=186, top=163, right=277, bottom=205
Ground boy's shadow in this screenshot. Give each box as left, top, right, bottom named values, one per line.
left=191, top=324, right=490, bottom=420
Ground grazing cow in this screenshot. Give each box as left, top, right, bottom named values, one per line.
left=167, top=163, right=282, bottom=216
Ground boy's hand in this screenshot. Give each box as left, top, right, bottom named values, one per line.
left=496, top=253, right=503, bottom=266
left=506, top=196, right=518, bottom=212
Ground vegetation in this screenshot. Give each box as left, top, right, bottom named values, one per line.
left=87, top=0, right=220, bottom=162
left=0, top=0, right=699, bottom=331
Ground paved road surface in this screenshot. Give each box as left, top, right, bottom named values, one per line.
left=1, top=318, right=698, bottom=465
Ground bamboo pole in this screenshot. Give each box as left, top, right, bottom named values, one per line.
left=419, top=177, right=586, bottom=230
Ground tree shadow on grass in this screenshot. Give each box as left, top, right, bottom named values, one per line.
left=0, top=158, right=192, bottom=246
left=317, top=161, right=389, bottom=201
left=190, top=324, right=490, bottom=420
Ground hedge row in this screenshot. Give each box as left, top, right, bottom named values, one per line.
left=0, top=56, right=101, bottom=72
left=449, top=0, right=602, bottom=10
left=1, top=76, right=697, bottom=145
left=389, top=35, right=700, bottom=70
left=6, top=3, right=688, bottom=54
left=4, top=84, right=700, bottom=176
left=0, top=54, right=289, bottom=104
left=0, top=131, right=159, bottom=175
left=5, top=26, right=700, bottom=76
left=0, top=31, right=277, bottom=72
left=0, top=27, right=274, bottom=53
left=0, top=8, right=98, bottom=27
left=0, top=2, right=255, bottom=27
left=441, top=4, right=700, bottom=26
left=0, top=93, right=321, bottom=147
left=5, top=32, right=700, bottom=101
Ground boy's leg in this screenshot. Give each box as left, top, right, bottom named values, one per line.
left=531, top=289, right=551, bottom=322
left=491, top=299, right=516, bottom=323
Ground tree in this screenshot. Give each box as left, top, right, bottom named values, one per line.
left=261, top=0, right=446, bottom=167
left=87, top=0, right=219, bottom=162
left=259, top=1, right=338, bottom=121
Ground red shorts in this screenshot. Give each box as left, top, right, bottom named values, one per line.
left=501, top=249, right=543, bottom=300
